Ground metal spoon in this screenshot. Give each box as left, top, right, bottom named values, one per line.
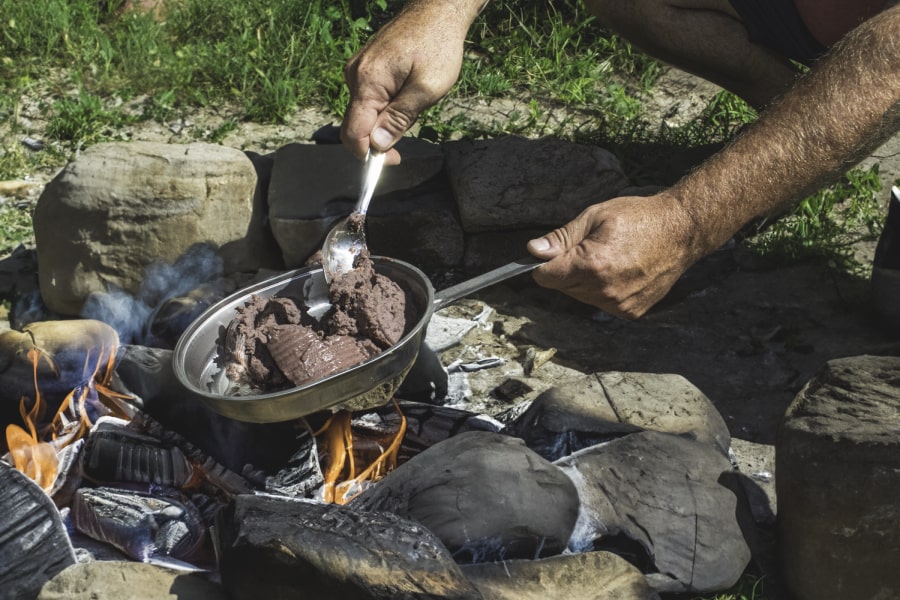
left=322, top=149, right=386, bottom=283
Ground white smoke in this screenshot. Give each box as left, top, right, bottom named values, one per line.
left=81, top=242, right=224, bottom=346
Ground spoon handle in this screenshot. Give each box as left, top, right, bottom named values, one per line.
left=434, top=256, right=544, bottom=309
left=356, top=149, right=386, bottom=216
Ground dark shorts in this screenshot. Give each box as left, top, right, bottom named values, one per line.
left=728, top=0, right=828, bottom=65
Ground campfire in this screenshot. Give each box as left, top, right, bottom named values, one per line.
left=315, top=402, right=408, bottom=505
left=4, top=328, right=414, bottom=508
left=5, top=336, right=125, bottom=493
left=0, top=251, right=754, bottom=599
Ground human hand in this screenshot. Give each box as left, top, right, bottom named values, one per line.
left=527, top=193, right=701, bottom=319
left=341, top=3, right=471, bottom=165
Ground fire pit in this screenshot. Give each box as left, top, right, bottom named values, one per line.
left=0, top=287, right=753, bottom=599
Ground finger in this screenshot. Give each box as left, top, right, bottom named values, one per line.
left=340, top=98, right=378, bottom=161
left=527, top=205, right=600, bottom=266
left=369, top=89, right=430, bottom=154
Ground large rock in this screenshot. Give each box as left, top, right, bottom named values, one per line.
left=508, top=371, right=731, bottom=460
left=555, top=430, right=751, bottom=594
left=461, top=551, right=660, bottom=599
left=444, top=136, right=629, bottom=232
left=0, top=319, right=118, bottom=408
left=777, top=355, right=900, bottom=600
left=215, top=494, right=481, bottom=600
left=34, top=142, right=275, bottom=315
left=266, top=139, right=463, bottom=270
left=351, top=431, right=580, bottom=562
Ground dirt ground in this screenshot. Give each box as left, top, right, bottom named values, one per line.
left=468, top=242, right=900, bottom=446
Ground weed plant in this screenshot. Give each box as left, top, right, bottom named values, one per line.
left=744, top=165, right=884, bottom=277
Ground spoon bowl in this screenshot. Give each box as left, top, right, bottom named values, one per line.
left=322, top=149, right=386, bottom=283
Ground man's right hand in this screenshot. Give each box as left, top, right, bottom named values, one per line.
left=341, top=2, right=480, bottom=164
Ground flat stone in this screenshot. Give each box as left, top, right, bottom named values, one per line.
left=461, top=551, right=659, bottom=600
left=777, top=354, right=900, bottom=600
left=37, top=561, right=225, bottom=600
left=597, top=371, right=731, bottom=454
left=463, top=229, right=547, bottom=272
left=508, top=371, right=731, bottom=460
left=444, top=136, right=629, bottom=232
left=266, top=139, right=458, bottom=269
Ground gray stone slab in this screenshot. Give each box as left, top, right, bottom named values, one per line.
left=777, top=354, right=900, bottom=600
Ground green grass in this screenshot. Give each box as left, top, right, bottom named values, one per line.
left=0, top=198, right=34, bottom=257
left=0, top=0, right=656, bottom=151
left=744, top=165, right=884, bottom=277
left=0, top=0, right=889, bottom=278
left=687, top=573, right=767, bottom=600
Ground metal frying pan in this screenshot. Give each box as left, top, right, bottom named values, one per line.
left=172, top=256, right=541, bottom=423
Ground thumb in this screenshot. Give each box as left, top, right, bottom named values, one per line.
left=370, top=95, right=424, bottom=153
left=528, top=219, right=586, bottom=259
left=527, top=235, right=562, bottom=259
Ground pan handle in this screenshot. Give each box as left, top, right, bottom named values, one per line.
left=433, top=256, right=544, bottom=310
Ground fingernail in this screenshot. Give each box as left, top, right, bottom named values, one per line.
left=371, top=127, right=394, bottom=149
left=529, top=237, right=550, bottom=252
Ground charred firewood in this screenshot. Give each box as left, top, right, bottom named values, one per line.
left=72, top=486, right=206, bottom=563
left=83, top=420, right=194, bottom=488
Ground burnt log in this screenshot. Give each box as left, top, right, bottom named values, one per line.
left=0, top=462, right=76, bottom=600
left=215, top=495, right=481, bottom=600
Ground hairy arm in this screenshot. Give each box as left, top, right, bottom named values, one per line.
left=530, top=6, right=900, bottom=318
left=673, top=5, right=900, bottom=260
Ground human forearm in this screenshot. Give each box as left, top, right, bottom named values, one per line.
left=671, top=6, right=900, bottom=260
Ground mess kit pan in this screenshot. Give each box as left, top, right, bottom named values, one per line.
left=173, top=256, right=541, bottom=423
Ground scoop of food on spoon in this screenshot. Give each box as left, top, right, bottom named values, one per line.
left=321, top=148, right=386, bottom=283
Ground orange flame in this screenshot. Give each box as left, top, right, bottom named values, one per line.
left=316, top=400, right=408, bottom=505
left=5, top=344, right=130, bottom=493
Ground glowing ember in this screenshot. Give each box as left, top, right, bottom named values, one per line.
left=315, top=400, right=407, bottom=505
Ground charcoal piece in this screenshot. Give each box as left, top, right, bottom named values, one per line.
left=0, top=462, right=76, bottom=599
left=82, top=421, right=193, bottom=488
left=264, top=430, right=324, bottom=498
left=72, top=487, right=206, bottom=562
left=215, top=494, right=481, bottom=600
left=491, top=378, right=532, bottom=401
left=49, top=438, right=85, bottom=508
left=351, top=431, right=579, bottom=562
left=374, top=401, right=503, bottom=456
